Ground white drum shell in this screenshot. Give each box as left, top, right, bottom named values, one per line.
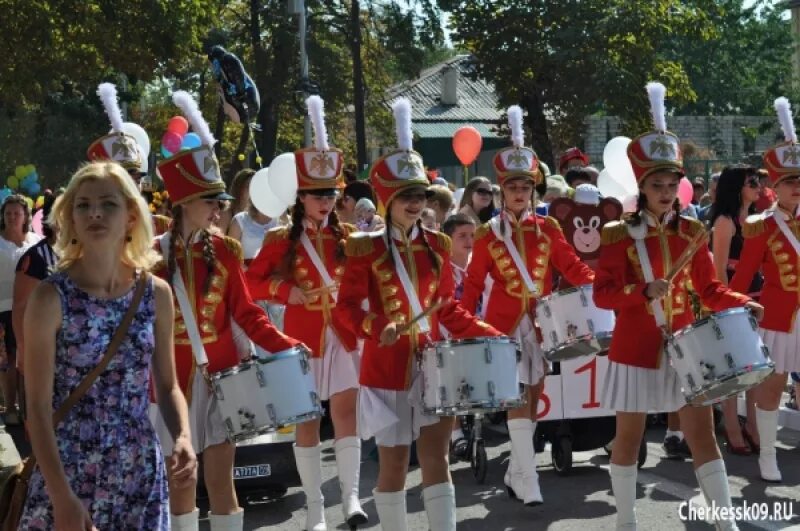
left=536, top=284, right=615, bottom=361
left=421, top=337, right=523, bottom=415
left=212, top=347, right=321, bottom=441
left=666, top=308, right=774, bottom=406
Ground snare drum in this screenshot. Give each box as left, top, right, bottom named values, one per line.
left=666, top=308, right=774, bottom=407
left=420, top=337, right=523, bottom=415
left=536, top=284, right=615, bottom=361
left=212, top=346, right=322, bottom=441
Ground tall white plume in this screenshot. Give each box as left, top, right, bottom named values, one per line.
left=172, top=90, right=216, bottom=147
left=97, top=83, right=124, bottom=133
left=646, top=82, right=667, bottom=132
left=306, top=95, right=329, bottom=151
left=392, top=97, right=413, bottom=151
left=774, top=97, right=797, bottom=143
left=507, top=105, right=524, bottom=148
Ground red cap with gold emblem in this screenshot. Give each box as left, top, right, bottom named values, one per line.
left=493, top=105, right=542, bottom=186
left=370, top=97, right=429, bottom=214
left=157, top=91, right=233, bottom=206
left=627, top=82, right=684, bottom=185
left=764, top=97, right=800, bottom=185
left=294, top=96, right=345, bottom=192
left=87, top=83, right=146, bottom=173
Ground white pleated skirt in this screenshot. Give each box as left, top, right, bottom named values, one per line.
left=515, top=314, right=548, bottom=386
left=601, top=352, right=687, bottom=413
left=310, top=326, right=361, bottom=401
left=357, top=368, right=439, bottom=447
left=149, top=370, right=229, bottom=456
left=760, top=317, right=800, bottom=374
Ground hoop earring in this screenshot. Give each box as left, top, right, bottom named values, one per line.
left=126, top=234, right=132, bottom=243
left=71, top=238, right=77, bottom=245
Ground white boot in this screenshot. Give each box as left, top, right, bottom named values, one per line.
left=506, top=418, right=542, bottom=505
left=755, top=407, right=781, bottom=482
left=695, top=459, right=739, bottom=531
left=208, top=509, right=244, bottom=531
left=171, top=508, right=199, bottom=531
left=422, top=482, right=456, bottom=531
left=294, top=444, right=327, bottom=531
left=373, top=489, right=408, bottom=531
left=609, top=463, right=637, bottom=530
left=334, top=436, right=368, bottom=527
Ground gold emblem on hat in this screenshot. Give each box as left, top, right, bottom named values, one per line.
left=397, top=154, right=422, bottom=176
left=111, top=137, right=136, bottom=159
left=507, top=149, right=529, bottom=168
left=782, top=145, right=800, bottom=165
left=203, top=152, right=220, bottom=175
left=649, top=136, right=675, bottom=158
left=310, top=152, right=335, bottom=173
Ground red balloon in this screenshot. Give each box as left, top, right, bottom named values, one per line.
left=162, top=131, right=183, bottom=154
left=678, top=177, right=693, bottom=210
left=452, top=126, right=483, bottom=166
left=167, top=116, right=189, bottom=136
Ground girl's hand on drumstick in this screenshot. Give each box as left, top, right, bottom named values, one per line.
left=379, top=322, right=399, bottom=347
left=288, top=285, right=308, bottom=305
left=745, top=301, right=765, bottom=321
left=645, top=279, right=670, bottom=300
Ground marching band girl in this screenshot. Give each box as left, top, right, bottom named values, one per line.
left=152, top=91, right=300, bottom=531
left=246, top=96, right=367, bottom=531
left=460, top=106, right=595, bottom=505
left=730, top=97, right=800, bottom=483
left=594, top=82, right=762, bottom=531
left=334, top=98, right=501, bottom=531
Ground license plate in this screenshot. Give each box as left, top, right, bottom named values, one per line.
left=233, top=464, right=271, bottom=479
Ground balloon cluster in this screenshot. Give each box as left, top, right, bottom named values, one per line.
left=249, top=153, right=299, bottom=217
left=3, top=165, right=42, bottom=200
left=161, top=116, right=202, bottom=159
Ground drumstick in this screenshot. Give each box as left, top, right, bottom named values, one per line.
left=395, top=299, right=448, bottom=337
left=665, top=230, right=709, bottom=283
left=304, top=284, right=338, bottom=296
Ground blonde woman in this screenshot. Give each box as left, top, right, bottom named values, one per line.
left=20, top=162, right=195, bottom=530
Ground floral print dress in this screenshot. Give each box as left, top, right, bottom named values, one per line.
left=19, top=272, right=168, bottom=530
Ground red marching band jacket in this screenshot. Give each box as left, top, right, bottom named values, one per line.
left=593, top=215, right=751, bottom=369
left=333, top=227, right=501, bottom=391
left=461, top=212, right=595, bottom=335
left=154, top=233, right=299, bottom=399
left=730, top=208, right=800, bottom=332
left=245, top=222, right=359, bottom=356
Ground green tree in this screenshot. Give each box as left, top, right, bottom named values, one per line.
left=441, top=0, right=720, bottom=166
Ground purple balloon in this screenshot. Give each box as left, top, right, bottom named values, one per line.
left=162, top=131, right=183, bottom=154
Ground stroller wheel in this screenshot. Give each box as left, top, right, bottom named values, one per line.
left=552, top=437, right=573, bottom=476
left=472, top=440, right=488, bottom=484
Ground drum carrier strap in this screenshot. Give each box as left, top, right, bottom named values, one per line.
left=385, top=228, right=431, bottom=333
left=489, top=215, right=539, bottom=297
left=628, top=224, right=668, bottom=329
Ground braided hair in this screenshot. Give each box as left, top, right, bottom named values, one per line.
left=168, top=205, right=216, bottom=295
left=280, top=193, right=346, bottom=277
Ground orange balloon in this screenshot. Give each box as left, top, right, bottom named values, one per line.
left=452, top=126, right=483, bottom=166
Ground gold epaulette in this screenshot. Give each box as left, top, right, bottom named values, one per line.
left=433, top=231, right=452, bottom=254
left=601, top=220, right=629, bottom=246
left=742, top=214, right=768, bottom=239
left=680, top=216, right=705, bottom=238
left=475, top=223, right=492, bottom=241
left=222, top=236, right=244, bottom=263
left=341, top=222, right=358, bottom=237
left=544, top=216, right=562, bottom=233
left=262, top=226, right=289, bottom=246
left=345, top=232, right=375, bottom=257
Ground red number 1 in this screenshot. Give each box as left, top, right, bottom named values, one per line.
left=575, top=357, right=600, bottom=408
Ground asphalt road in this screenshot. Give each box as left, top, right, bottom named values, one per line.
left=207, top=417, right=800, bottom=531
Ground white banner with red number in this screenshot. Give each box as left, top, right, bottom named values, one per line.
left=536, top=354, right=615, bottom=421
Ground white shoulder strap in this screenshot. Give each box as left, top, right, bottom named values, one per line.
left=385, top=229, right=430, bottom=333
left=299, top=231, right=337, bottom=302
left=489, top=216, right=539, bottom=297
left=159, top=233, right=209, bottom=366
left=628, top=224, right=667, bottom=328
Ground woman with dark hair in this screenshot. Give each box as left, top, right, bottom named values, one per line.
left=458, top=176, right=495, bottom=224
left=708, top=165, right=763, bottom=455
left=462, top=107, right=594, bottom=507
left=152, top=91, right=299, bottom=530
left=246, top=97, right=367, bottom=531
left=594, top=83, right=760, bottom=531
left=0, top=194, right=41, bottom=424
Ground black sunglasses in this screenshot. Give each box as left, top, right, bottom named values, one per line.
left=475, top=188, right=493, bottom=196
left=745, top=177, right=760, bottom=189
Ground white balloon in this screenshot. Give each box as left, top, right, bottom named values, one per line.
left=603, top=136, right=638, bottom=197
left=267, top=153, right=299, bottom=205
left=117, top=122, right=151, bottom=157
left=621, top=194, right=639, bottom=213
left=597, top=169, right=629, bottom=201
left=250, top=167, right=288, bottom=218
left=602, top=136, right=631, bottom=170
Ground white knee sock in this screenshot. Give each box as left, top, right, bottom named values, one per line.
left=374, top=489, right=408, bottom=531
left=422, top=482, right=456, bottom=531
left=695, top=459, right=739, bottom=531
left=609, top=463, right=637, bottom=530
left=208, top=509, right=244, bottom=531
left=755, top=406, right=781, bottom=482
left=170, top=508, right=199, bottom=531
